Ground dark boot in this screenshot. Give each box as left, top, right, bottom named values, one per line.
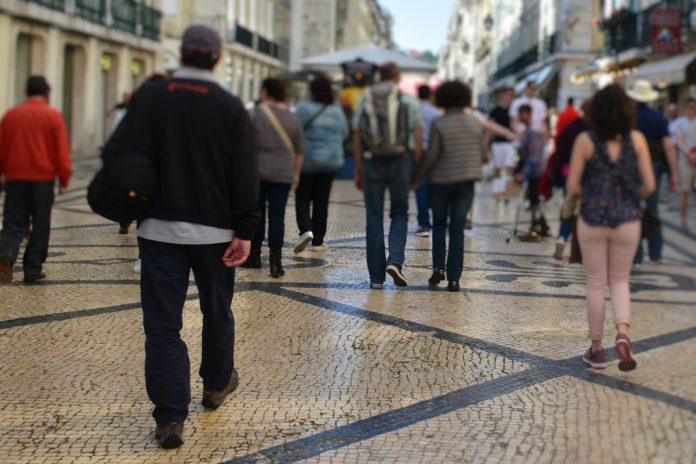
left=269, top=248, right=285, bottom=278
left=242, top=245, right=262, bottom=269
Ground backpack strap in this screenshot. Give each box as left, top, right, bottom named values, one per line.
left=363, top=88, right=380, bottom=149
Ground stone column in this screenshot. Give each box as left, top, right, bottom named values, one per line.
left=83, top=37, right=101, bottom=154
left=0, top=13, right=13, bottom=114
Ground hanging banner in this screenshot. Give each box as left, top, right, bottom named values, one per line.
left=652, top=8, right=682, bottom=53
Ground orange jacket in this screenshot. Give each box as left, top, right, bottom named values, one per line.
left=0, top=98, right=72, bottom=188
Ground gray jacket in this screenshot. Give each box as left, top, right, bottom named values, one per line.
left=418, top=111, right=484, bottom=184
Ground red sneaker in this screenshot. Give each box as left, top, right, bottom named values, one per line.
left=615, top=333, right=637, bottom=371
left=582, top=347, right=607, bottom=369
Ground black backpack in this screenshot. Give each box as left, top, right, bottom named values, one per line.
left=87, top=150, right=157, bottom=224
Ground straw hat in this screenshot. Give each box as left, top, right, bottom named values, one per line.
left=626, top=80, right=659, bottom=103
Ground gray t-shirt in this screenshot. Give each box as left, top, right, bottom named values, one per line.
left=673, top=116, right=696, bottom=166
left=250, top=106, right=306, bottom=184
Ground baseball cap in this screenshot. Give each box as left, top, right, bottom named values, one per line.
left=181, top=24, right=222, bottom=56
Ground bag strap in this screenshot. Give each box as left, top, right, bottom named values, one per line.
left=260, top=104, right=295, bottom=157
left=304, top=104, right=329, bottom=131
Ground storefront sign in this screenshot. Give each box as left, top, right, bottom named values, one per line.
left=652, top=9, right=682, bottom=53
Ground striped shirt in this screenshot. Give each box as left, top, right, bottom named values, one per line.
left=418, top=110, right=485, bottom=184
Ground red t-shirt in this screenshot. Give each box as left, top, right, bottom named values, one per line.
left=555, top=105, right=580, bottom=142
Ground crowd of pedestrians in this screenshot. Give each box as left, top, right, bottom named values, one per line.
left=1, top=23, right=695, bottom=449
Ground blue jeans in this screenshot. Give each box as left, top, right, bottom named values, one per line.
left=429, top=181, right=475, bottom=282
left=635, top=161, right=668, bottom=263
left=557, top=222, right=572, bottom=243
left=415, top=179, right=431, bottom=228
left=253, top=181, right=291, bottom=250
left=139, top=238, right=236, bottom=425
left=363, top=154, right=411, bottom=284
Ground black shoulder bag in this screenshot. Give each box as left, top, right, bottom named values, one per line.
left=594, top=137, right=660, bottom=239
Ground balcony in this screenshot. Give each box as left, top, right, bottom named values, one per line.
left=111, top=0, right=137, bottom=34
left=25, top=0, right=65, bottom=11
left=601, top=8, right=652, bottom=55
left=257, top=36, right=281, bottom=59
left=18, top=0, right=161, bottom=41
left=76, top=0, right=106, bottom=25
left=492, top=31, right=561, bottom=83
left=140, top=5, right=161, bottom=41
left=234, top=23, right=254, bottom=48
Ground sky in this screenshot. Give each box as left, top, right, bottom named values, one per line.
left=379, top=0, right=452, bottom=54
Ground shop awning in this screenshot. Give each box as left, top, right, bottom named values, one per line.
left=628, top=52, right=696, bottom=87
left=301, top=44, right=436, bottom=74
left=514, top=64, right=558, bottom=93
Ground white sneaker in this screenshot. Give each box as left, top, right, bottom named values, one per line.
left=311, top=243, right=328, bottom=252
left=293, top=231, right=314, bottom=254
left=386, top=264, right=408, bottom=287
left=133, top=259, right=141, bottom=274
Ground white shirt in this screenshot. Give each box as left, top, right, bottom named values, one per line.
left=673, top=116, right=696, bottom=166
left=509, top=96, right=548, bottom=132
left=137, top=67, right=235, bottom=245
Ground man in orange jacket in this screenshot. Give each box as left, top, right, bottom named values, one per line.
left=0, top=76, right=72, bottom=283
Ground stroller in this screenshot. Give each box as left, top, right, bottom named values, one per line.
left=506, top=161, right=550, bottom=243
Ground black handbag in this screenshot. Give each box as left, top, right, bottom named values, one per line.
left=87, top=149, right=157, bottom=224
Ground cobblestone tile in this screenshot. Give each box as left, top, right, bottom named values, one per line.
left=0, top=178, right=694, bottom=463
left=309, top=376, right=696, bottom=464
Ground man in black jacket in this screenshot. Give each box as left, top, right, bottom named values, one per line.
left=104, top=25, right=259, bottom=448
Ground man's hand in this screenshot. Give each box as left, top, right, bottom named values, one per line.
left=291, top=174, right=300, bottom=192
left=354, top=172, right=363, bottom=191
left=669, top=172, right=678, bottom=192
left=58, top=186, right=68, bottom=195
left=222, top=238, right=251, bottom=268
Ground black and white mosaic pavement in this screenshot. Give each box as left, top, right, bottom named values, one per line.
left=0, top=157, right=695, bottom=463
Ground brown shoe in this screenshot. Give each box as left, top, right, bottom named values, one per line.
left=24, top=272, right=47, bottom=284
left=118, top=227, right=129, bottom=234
left=0, top=258, right=12, bottom=283
left=155, top=422, right=184, bottom=449
left=202, top=368, right=239, bottom=410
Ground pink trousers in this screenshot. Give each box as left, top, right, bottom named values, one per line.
left=577, top=218, right=641, bottom=340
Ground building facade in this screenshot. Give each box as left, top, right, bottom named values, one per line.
left=587, top=0, right=696, bottom=109
left=162, top=0, right=287, bottom=104
left=441, top=0, right=601, bottom=111
left=288, top=0, right=393, bottom=71
left=0, top=0, right=163, bottom=157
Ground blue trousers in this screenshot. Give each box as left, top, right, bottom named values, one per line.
left=139, top=238, right=236, bottom=425
left=635, top=162, right=669, bottom=263
left=363, top=154, right=411, bottom=284
left=253, top=180, right=291, bottom=250
left=415, top=179, right=431, bottom=228
left=429, top=181, right=475, bottom=282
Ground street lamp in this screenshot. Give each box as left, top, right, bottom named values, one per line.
left=484, top=14, right=494, bottom=32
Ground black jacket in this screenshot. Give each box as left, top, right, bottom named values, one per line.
left=103, top=75, right=260, bottom=240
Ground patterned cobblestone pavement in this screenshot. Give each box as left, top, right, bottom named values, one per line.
left=1, top=156, right=695, bottom=463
